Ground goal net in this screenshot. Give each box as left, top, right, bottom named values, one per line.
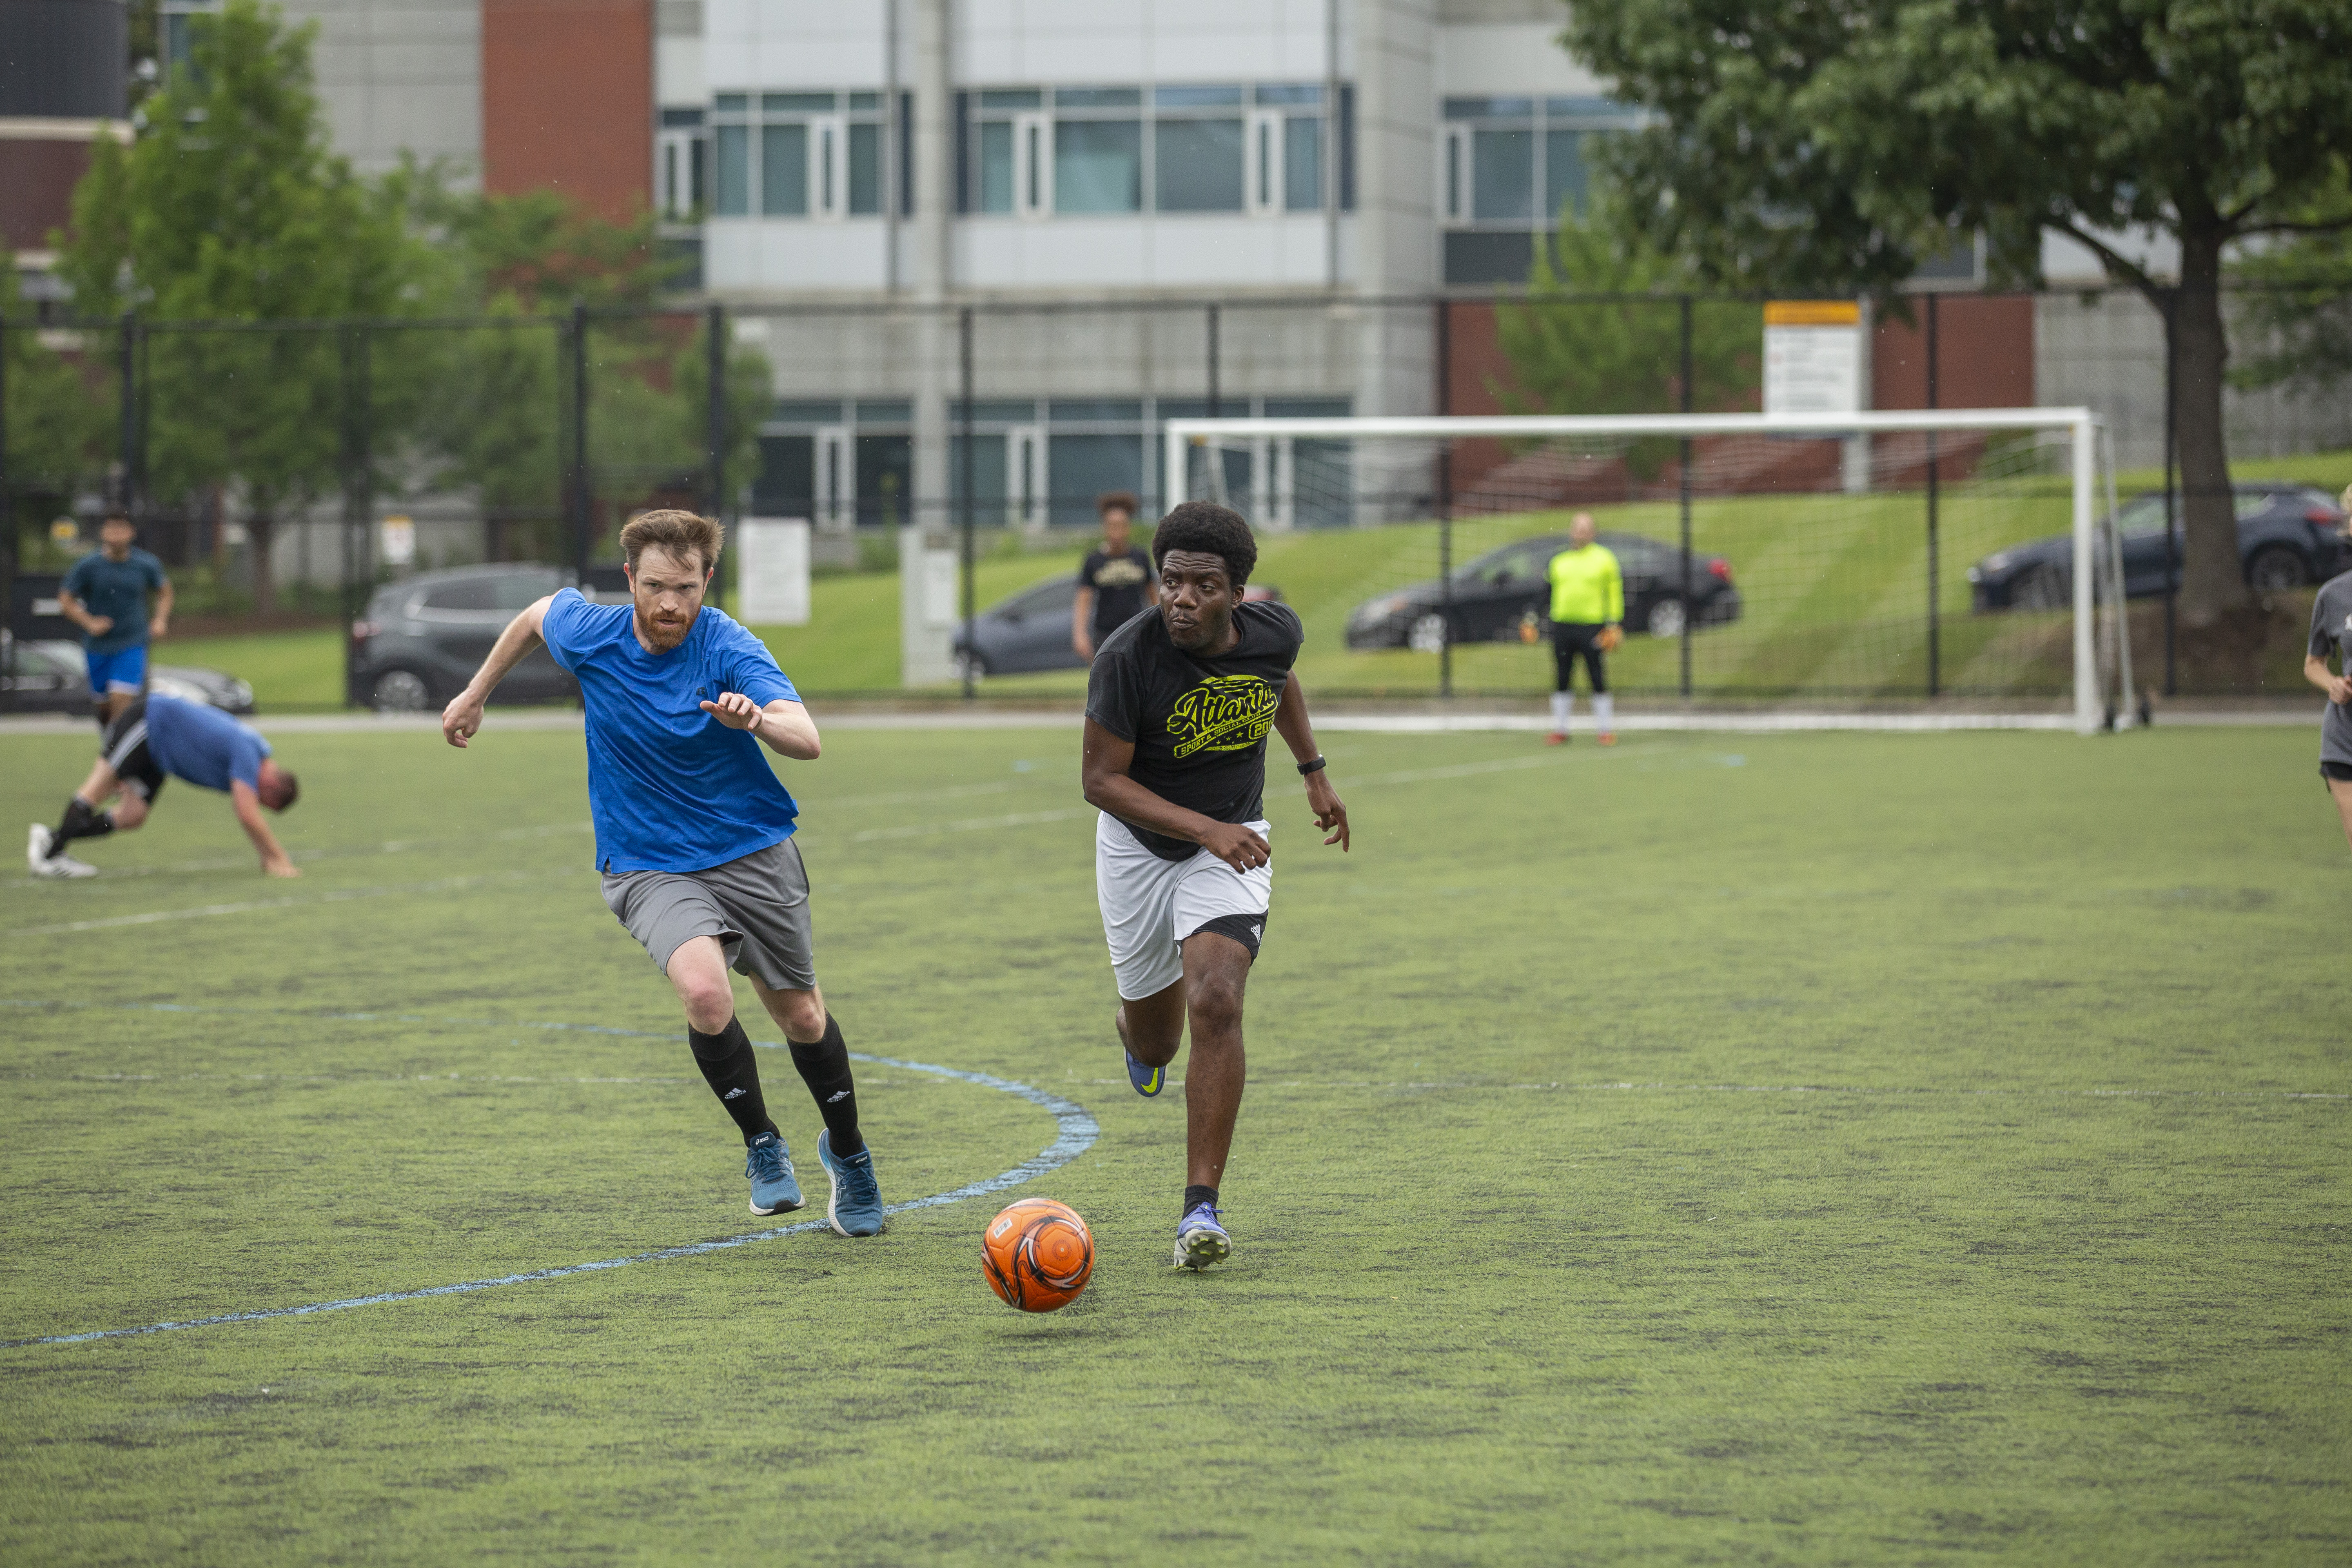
left=1163, top=410, right=2137, bottom=733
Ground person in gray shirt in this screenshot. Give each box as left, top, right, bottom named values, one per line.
left=2303, top=483, right=2352, bottom=851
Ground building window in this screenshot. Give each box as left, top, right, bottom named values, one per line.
left=958, top=83, right=1351, bottom=219
left=710, top=90, right=899, bottom=221
left=1440, top=95, right=1640, bottom=284
left=755, top=401, right=914, bottom=530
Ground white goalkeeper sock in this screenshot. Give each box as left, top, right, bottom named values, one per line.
left=1594, top=693, right=1614, bottom=731
left=1551, top=691, right=1573, bottom=731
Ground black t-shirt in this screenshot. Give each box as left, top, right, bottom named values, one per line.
left=1085, top=599, right=1306, bottom=860
left=1078, top=547, right=1154, bottom=638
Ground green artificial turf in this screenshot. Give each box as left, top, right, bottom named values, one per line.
left=0, top=722, right=2345, bottom=1564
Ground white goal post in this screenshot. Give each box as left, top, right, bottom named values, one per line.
left=1164, top=408, right=2132, bottom=735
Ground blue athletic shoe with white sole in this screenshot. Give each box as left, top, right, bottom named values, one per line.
left=1172, top=1202, right=1231, bottom=1270
left=745, top=1130, right=803, bottom=1216
left=818, top=1130, right=884, bottom=1237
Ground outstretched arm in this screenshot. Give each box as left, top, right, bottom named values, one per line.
left=1082, top=719, right=1269, bottom=871
left=229, top=780, right=299, bottom=877
left=1073, top=586, right=1096, bottom=658
left=1272, top=670, right=1348, bottom=850
left=442, top=595, right=553, bottom=748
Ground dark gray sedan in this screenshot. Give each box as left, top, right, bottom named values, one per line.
left=952, top=573, right=1284, bottom=679
left=349, top=564, right=579, bottom=711
left=1347, top=531, right=1741, bottom=652
left=1, top=636, right=255, bottom=714
left=1968, top=483, right=2350, bottom=610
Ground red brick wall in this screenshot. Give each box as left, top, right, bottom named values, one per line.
left=1872, top=294, right=2034, bottom=411
left=481, top=0, right=653, bottom=223
left=0, top=137, right=99, bottom=251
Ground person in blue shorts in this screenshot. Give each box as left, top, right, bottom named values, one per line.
left=438, top=508, right=885, bottom=1238
left=58, top=510, right=173, bottom=727
left=28, top=692, right=300, bottom=879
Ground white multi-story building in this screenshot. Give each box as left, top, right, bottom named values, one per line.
left=655, top=0, right=1637, bottom=530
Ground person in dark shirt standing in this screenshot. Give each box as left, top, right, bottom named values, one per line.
left=2303, top=488, right=2352, bottom=852
left=1072, top=491, right=1157, bottom=661
left=58, top=510, right=173, bottom=727
left=1082, top=501, right=1350, bottom=1271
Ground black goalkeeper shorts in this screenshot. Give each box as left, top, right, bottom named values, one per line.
left=1550, top=622, right=1608, bottom=693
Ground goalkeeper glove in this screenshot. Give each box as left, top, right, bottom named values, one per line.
left=1597, top=625, right=1624, bottom=652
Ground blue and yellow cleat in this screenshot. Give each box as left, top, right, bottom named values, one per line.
left=818, top=1130, right=885, bottom=1237
left=745, top=1130, right=804, bottom=1216
left=1125, top=1047, right=1165, bottom=1098
left=1172, top=1202, right=1231, bottom=1270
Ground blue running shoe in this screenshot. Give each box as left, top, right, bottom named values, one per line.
left=746, top=1131, right=803, bottom=1216
left=1172, top=1202, right=1231, bottom=1270
left=1125, top=1048, right=1165, bottom=1098
left=817, top=1130, right=884, bottom=1237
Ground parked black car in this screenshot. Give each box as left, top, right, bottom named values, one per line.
left=1967, top=483, right=2350, bottom=611
left=952, top=574, right=1285, bottom=678
left=1347, top=531, right=1741, bottom=652
left=1, top=634, right=255, bottom=714
left=350, top=564, right=578, bottom=710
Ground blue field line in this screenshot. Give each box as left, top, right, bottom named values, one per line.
left=0, top=1001, right=1098, bottom=1351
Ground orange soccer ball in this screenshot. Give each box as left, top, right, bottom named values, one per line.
left=982, top=1198, right=1094, bottom=1313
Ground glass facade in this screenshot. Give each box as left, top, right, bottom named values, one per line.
left=707, top=90, right=899, bottom=220
left=1441, top=96, right=1639, bottom=285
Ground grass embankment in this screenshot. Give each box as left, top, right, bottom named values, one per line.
left=151, top=448, right=2352, bottom=709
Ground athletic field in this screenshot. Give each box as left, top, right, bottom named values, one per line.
left=2, top=721, right=2345, bottom=1564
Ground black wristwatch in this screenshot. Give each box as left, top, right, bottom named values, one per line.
left=1297, top=755, right=1327, bottom=776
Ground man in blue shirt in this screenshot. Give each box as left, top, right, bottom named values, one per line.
left=28, top=692, right=301, bottom=879
left=439, top=508, right=884, bottom=1238
left=59, top=510, right=174, bottom=727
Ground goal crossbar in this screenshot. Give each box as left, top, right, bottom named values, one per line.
left=1163, top=408, right=2116, bottom=734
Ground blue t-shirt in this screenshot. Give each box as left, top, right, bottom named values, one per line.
left=539, top=589, right=803, bottom=874
left=143, top=693, right=271, bottom=793
left=62, top=548, right=167, bottom=654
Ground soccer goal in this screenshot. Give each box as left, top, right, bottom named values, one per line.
left=1163, top=409, right=2138, bottom=734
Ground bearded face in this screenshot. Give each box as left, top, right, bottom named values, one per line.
left=628, top=546, right=710, bottom=653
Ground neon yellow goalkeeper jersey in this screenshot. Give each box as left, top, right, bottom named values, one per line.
left=1546, top=543, right=1624, bottom=624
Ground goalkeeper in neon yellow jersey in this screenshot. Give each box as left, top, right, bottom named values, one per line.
left=1544, top=512, right=1624, bottom=745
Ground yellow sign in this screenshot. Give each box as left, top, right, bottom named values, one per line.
left=1763, top=300, right=1861, bottom=327
left=49, top=517, right=80, bottom=548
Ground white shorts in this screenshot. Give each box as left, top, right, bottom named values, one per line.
left=1095, top=812, right=1273, bottom=1000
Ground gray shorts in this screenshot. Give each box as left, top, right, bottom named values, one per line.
left=599, top=837, right=817, bottom=991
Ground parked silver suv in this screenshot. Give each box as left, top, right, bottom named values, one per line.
left=350, top=564, right=577, bottom=712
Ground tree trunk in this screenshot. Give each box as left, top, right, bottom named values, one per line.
left=248, top=510, right=277, bottom=615
left=2171, top=224, right=2243, bottom=627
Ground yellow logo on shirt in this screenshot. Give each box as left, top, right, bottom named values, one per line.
left=1168, top=675, right=1279, bottom=759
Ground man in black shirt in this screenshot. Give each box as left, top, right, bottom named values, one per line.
left=1082, top=501, right=1350, bottom=1270
left=1072, top=491, right=1157, bottom=661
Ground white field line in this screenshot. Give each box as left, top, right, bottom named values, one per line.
left=7, top=869, right=572, bottom=937
left=1076, top=1077, right=2348, bottom=1100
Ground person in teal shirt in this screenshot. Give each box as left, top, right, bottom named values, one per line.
left=1544, top=512, right=1624, bottom=745
left=59, top=510, right=172, bottom=727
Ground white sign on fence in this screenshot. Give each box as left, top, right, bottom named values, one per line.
left=1763, top=301, right=1863, bottom=416
left=379, top=515, right=416, bottom=567
left=737, top=517, right=812, bottom=626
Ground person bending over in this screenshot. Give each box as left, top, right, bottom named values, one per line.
left=440, top=508, right=884, bottom=1237
left=29, top=692, right=298, bottom=879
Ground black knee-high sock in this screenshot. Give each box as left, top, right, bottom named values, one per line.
left=789, top=1014, right=864, bottom=1157
left=687, top=1017, right=777, bottom=1144
left=53, top=797, right=113, bottom=848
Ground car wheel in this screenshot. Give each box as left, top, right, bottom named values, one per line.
left=1644, top=597, right=1687, bottom=639
left=1408, top=613, right=1449, bottom=655
left=2014, top=565, right=2069, bottom=611
left=2247, top=546, right=2307, bottom=593
left=370, top=668, right=433, bottom=713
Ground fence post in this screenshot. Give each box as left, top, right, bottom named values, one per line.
left=1926, top=293, right=1941, bottom=699
left=341, top=323, right=372, bottom=709
left=118, top=310, right=138, bottom=517
left=570, top=299, right=591, bottom=577
left=959, top=303, right=976, bottom=702
left=1436, top=297, right=1452, bottom=701
left=704, top=301, right=726, bottom=523
left=0, top=311, right=12, bottom=687
left=1678, top=294, right=1694, bottom=702
left=2161, top=288, right=2178, bottom=696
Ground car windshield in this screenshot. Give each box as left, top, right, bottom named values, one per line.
left=2116, top=495, right=2172, bottom=536
left=420, top=579, right=501, bottom=612
left=1454, top=541, right=1557, bottom=586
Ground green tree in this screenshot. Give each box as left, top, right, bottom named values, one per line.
left=56, top=0, right=419, bottom=611
left=1564, top=0, right=2352, bottom=625
left=2230, top=161, right=2352, bottom=399
left=2, top=270, right=114, bottom=517
left=1493, top=202, right=1761, bottom=479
